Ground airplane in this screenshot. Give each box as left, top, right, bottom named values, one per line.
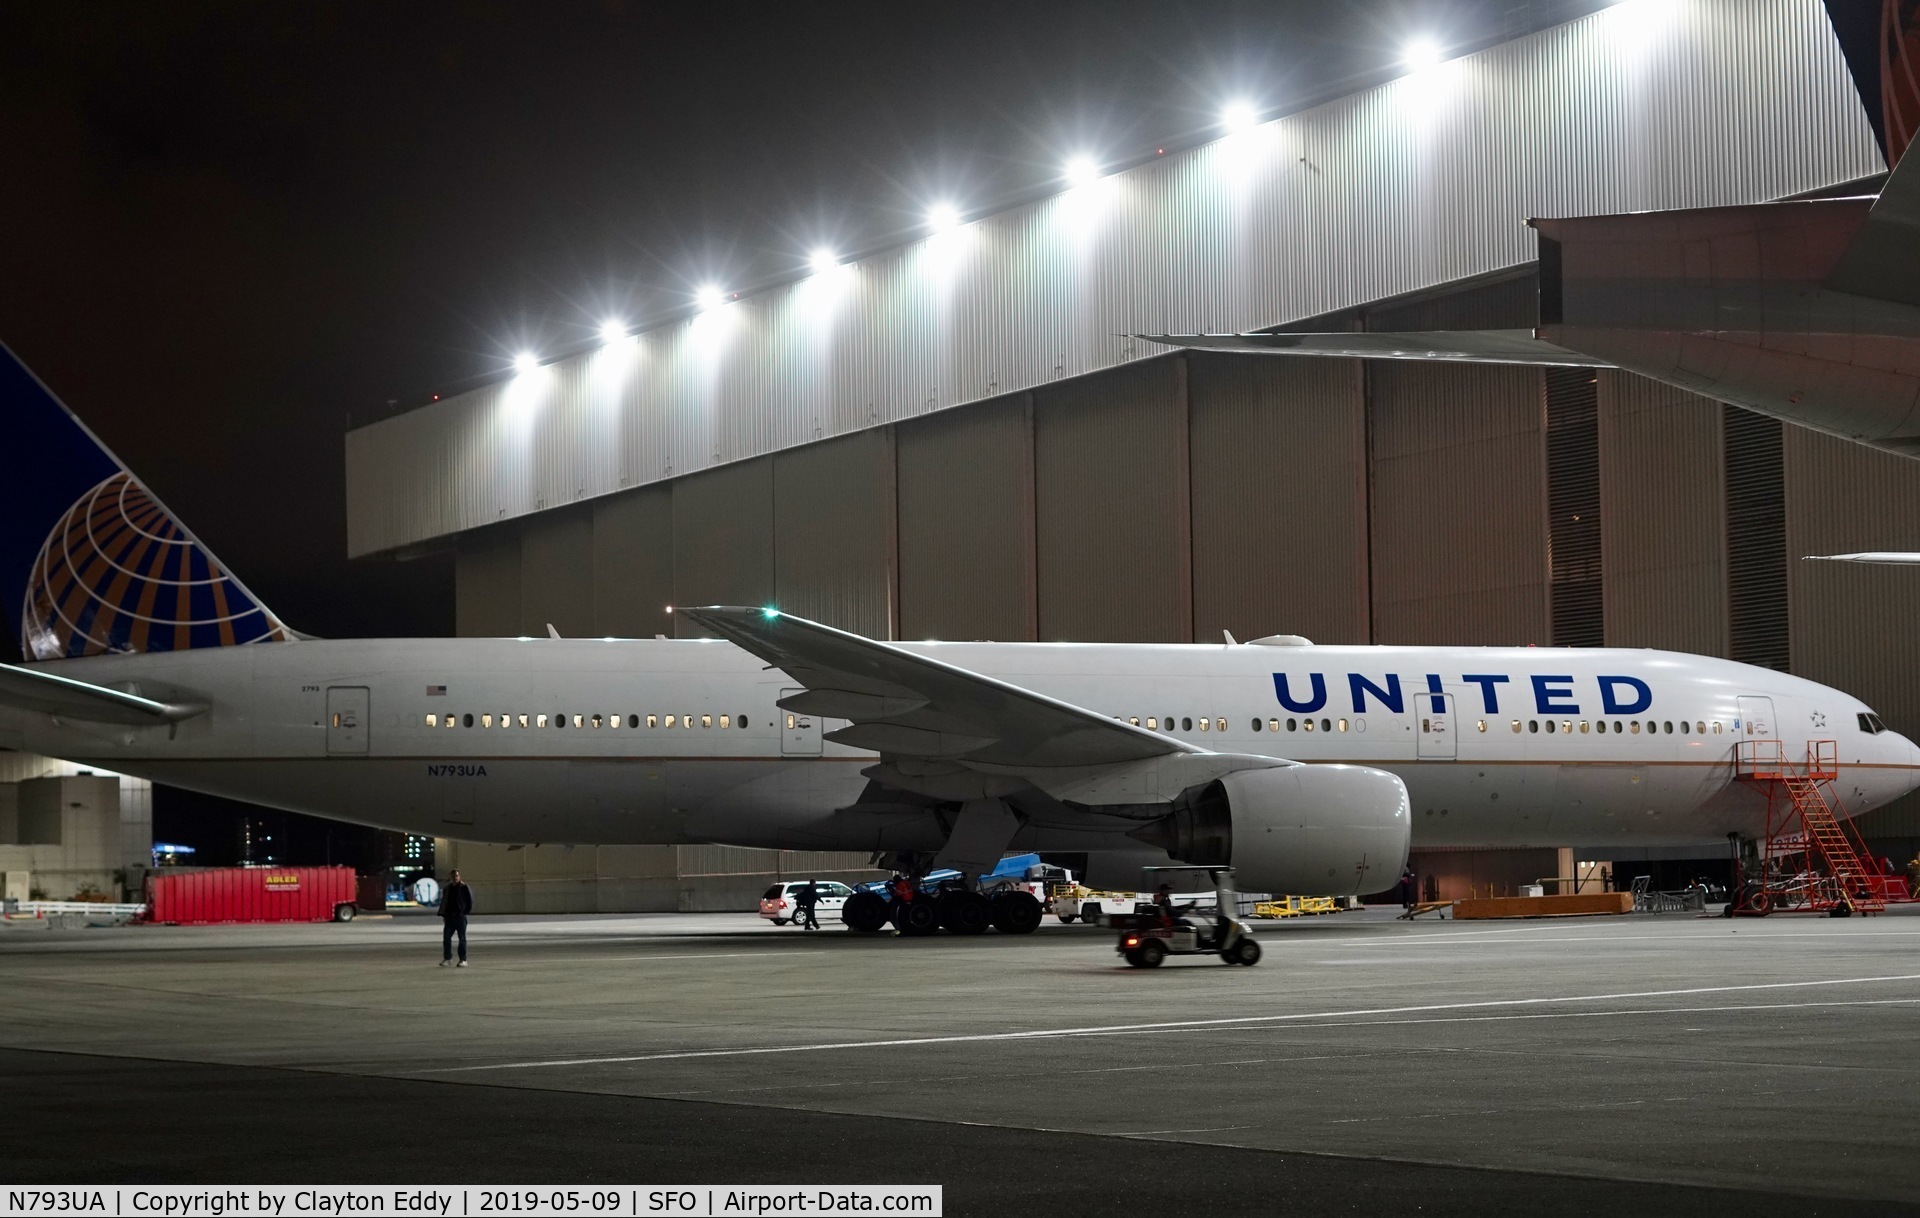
left=2, top=342, right=1916, bottom=931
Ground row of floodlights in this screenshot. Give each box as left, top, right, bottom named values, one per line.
left=508, top=37, right=1451, bottom=375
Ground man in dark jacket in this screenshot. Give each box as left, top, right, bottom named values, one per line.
left=440, top=869, right=474, bottom=967
left=795, top=879, right=820, bottom=930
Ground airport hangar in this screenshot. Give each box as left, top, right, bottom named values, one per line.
left=340, top=0, right=1920, bottom=914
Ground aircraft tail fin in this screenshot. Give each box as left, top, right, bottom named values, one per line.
left=0, top=342, right=291, bottom=660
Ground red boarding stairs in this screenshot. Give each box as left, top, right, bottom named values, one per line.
left=1734, top=739, right=1885, bottom=915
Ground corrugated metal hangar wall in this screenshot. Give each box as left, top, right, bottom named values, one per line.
left=356, top=2, right=1920, bottom=908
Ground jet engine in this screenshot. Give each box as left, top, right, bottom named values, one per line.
left=1131, top=764, right=1410, bottom=896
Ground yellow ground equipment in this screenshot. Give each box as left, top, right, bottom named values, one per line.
left=1252, top=895, right=1340, bottom=918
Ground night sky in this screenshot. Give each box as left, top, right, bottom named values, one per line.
left=0, top=1, right=1609, bottom=661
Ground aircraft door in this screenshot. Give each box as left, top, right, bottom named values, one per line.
left=780, top=688, right=822, bottom=756
left=1415, top=692, right=1456, bottom=760
left=1736, top=695, right=1776, bottom=740
left=326, top=687, right=370, bottom=755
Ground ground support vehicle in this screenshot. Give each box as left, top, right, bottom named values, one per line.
left=1113, top=866, right=1261, bottom=968
left=840, top=854, right=1047, bottom=936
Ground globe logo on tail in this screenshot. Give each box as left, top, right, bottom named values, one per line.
left=22, top=473, right=287, bottom=659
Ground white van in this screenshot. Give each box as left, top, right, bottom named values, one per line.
left=758, top=880, right=855, bottom=925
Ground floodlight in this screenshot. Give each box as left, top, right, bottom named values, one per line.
left=696, top=285, right=727, bottom=310
left=1065, top=155, right=1100, bottom=188
left=1220, top=101, right=1259, bottom=134
left=927, top=203, right=960, bottom=233
left=512, top=352, right=539, bottom=374
left=809, top=248, right=840, bottom=274
left=1403, top=38, right=1442, bottom=71
left=599, top=319, right=627, bottom=344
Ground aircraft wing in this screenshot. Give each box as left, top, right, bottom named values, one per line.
left=680, top=606, right=1289, bottom=806
left=1134, top=329, right=1608, bottom=367
left=0, top=661, right=206, bottom=725
left=1803, top=552, right=1920, bottom=564
left=1826, top=150, right=1920, bottom=308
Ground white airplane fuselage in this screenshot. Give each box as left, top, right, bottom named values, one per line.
left=3, top=636, right=1914, bottom=857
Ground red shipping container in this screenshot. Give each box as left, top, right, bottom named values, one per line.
left=146, top=866, right=358, bottom=925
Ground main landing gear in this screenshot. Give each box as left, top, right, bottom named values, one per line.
left=839, top=886, right=1043, bottom=936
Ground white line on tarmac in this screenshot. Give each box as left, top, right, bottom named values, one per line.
left=600, top=951, right=830, bottom=962
left=429, top=971, right=1920, bottom=1072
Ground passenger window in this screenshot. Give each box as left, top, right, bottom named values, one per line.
left=667, top=715, right=678, bottom=728
left=702, top=714, right=713, bottom=729
left=1544, top=720, right=1554, bottom=734
left=1217, top=718, right=1228, bottom=733
left=785, top=713, right=796, bottom=730
left=425, top=714, right=437, bottom=728
left=481, top=714, right=493, bottom=728
left=1182, top=717, right=1193, bottom=731
left=720, top=714, right=731, bottom=728
left=1713, top=721, right=1722, bottom=734
left=1146, top=717, right=1158, bottom=729
left=1268, top=718, right=1278, bottom=733
left=590, top=714, right=602, bottom=729
left=516, top=714, right=527, bottom=728
left=1562, top=721, right=1572, bottom=734
left=1579, top=721, right=1589, bottom=734
left=647, top=714, right=658, bottom=728
left=463, top=713, right=474, bottom=728
left=1663, top=721, right=1672, bottom=734
left=555, top=714, right=566, bottom=729
left=1476, top=720, right=1486, bottom=732
left=1529, top=720, right=1539, bottom=733
left=1250, top=718, right=1260, bottom=732
left=1696, top=721, right=1706, bottom=734
left=1320, top=718, right=1332, bottom=732
left=536, top=714, right=548, bottom=728
left=1680, top=721, right=1689, bottom=734
left=1338, top=719, right=1348, bottom=732
left=1421, top=718, right=1431, bottom=733
left=572, top=714, right=583, bottom=729
left=1630, top=721, right=1641, bottom=734
left=1510, top=720, right=1521, bottom=733
left=1286, top=718, right=1297, bottom=731
left=684, top=715, right=694, bottom=730
left=739, top=716, right=749, bottom=728
left=1129, top=716, right=1140, bottom=726
left=1199, top=718, right=1210, bottom=732
left=1304, top=719, right=1316, bottom=732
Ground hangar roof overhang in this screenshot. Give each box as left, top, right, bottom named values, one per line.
left=344, top=0, right=1882, bottom=559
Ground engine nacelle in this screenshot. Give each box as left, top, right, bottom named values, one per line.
left=1132, top=764, right=1410, bottom=896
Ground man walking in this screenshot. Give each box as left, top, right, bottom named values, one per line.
left=439, top=868, right=474, bottom=967
left=795, top=879, right=820, bottom=930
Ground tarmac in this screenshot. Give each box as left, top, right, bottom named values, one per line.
left=4, top=904, right=1920, bottom=1215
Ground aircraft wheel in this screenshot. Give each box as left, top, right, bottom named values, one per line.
left=897, top=900, right=940, bottom=936
left=990, top=891, right=1044, bottom=934
left=937, top=890, right=993, bottom=935
left=1230, top=939, right=1262, bottom=966
left=840, top=891, right=890, bottom=933
left=1134, top=939, right=1166, bottom=968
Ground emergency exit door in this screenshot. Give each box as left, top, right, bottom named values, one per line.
left=327, top=687, right=369, bottom=755
left=1415, top=692, right=1456, bottom=760
left=781, top=688, right=822, bottom=756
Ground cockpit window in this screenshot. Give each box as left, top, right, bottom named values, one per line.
left=1860, top=712, right=1888, bottom=735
